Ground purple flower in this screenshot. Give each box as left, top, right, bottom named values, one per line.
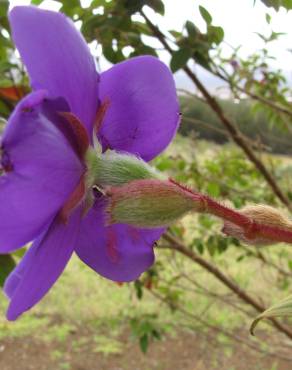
left=1, top=6, right=179, bottom=320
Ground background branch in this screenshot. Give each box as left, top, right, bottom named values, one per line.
left=140, top=10, right=291, bottom=210
left=161, top=232, right=292, bottom=340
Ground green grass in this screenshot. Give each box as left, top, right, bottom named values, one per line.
left=0, top=242, right=282, bottom=342
left=0, top=255, right=158, bottom=335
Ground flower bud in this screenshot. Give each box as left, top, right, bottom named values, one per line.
left=223, top=205, right=292, bottom=246
left=106, top=179, right=205, bottom=228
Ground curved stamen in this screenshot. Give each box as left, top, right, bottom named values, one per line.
left=58, top=112, right=89, bottom=160
left=59, top=173, right=86, bottom=224
left=94, top=98, right=110, bottom=134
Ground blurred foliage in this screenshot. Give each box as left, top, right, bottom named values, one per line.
left=0, top=254, right=15, bottom=287
left=259, top=0, right=292, bottom=10
left=130, top=314, right=162, bottom=353
left=0, top=0, right=292, bottom=356
left=179, top=96, right=292, bottom=155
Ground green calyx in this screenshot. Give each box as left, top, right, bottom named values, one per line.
left=84, top=148, right=205, bottom=229
left=85, top=147, right=166, bottom=188
left=106, top=179, right=203, bottom=228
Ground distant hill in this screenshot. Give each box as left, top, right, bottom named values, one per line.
left=179, top=95, right=292, bottom=155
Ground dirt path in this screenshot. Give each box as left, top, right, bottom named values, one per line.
left=0, top=329, right=291, bottom=370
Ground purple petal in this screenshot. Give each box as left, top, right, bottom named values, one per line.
left=9, top=6, right=99, bottom=133
left=75, top=201, right=164, bottom=282
left=4, top=245, right=36, bottom=300
left=5, top=209, right=81, bottom=321
left=98, top=56, right=180, bottom=161
left=0, top=91, right=83, bottom=252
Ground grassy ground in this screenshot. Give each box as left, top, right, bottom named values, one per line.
left=1, top=136, right=292, bottom=369
left=1, top=253, right=291, bottom=370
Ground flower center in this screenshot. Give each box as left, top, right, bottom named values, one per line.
left=58, top=100, right=111, bottom=223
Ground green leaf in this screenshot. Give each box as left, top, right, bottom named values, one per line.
left=265, top=13, right=272, bottom=24
left=146, top=0, right=165, bottom=15
left=30, top=0, right=43, bottom=4
left=0, top=100, right=10, bottom=119
left=60, top=0, right=81, bottom=17
left=193, top=50, right=211, bottom=70
left=260, top=0, right=281, bottom=9
left=169, top=30, right=182, bottom=39
left=133, top=21, right=153, bottom=36
left=206, top=182, right=220, bottom=197
left=208, top=26, right=224, bottom=44
left=259, top=0, right=292, bottom=10
left=130, top=44, right=157, bottom=57
left=91, top=0, right=111, bottom=6
left=206, top=236, right=216, bottom=256
left=0, top=61, right=17, bottom=74
left=194, top=240, right=204, bottom=254
left=152, top=329, right=161, bottom=340
left=250, top=294, right=292, bottom=335
left=123, top=0, right=143, bottom=14
left=139, top=334, right=149, bottom=353
left=102, top=45, right=125, bottom=64
left=199, top=5, right=212, bottom=25
left=170, top=48, right=192, bottom=73
left=282, top=0, right=292, bottom=9
left=217, top=238, right=228, bottom=253
left=0, top=254, right=16, bottom=287
left=0, top=0, right=8, bottom=17
left=236, top=254, right=245, bottom=262
left=185, top=21, right=198, bottom=38
left=134, top=280, right=143, bottom=300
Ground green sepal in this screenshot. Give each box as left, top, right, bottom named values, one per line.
left=86, top=148, right=166, bottom=188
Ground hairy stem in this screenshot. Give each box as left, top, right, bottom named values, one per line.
left=169, top=179, right=292, bottom=245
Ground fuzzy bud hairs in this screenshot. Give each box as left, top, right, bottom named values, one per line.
left=105, top=179, right=206, bottom=228
left=86, top=149, right=166, bottom=188
left=223, top=204, right=292, bottom=246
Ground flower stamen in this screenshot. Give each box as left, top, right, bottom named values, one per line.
left=58, top=111, right=89, bottom=160
left=94, top=98, right=110, bottom=134
left=59, top=173, right=86, bottom=224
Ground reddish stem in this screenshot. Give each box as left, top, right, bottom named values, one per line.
left=94, top=98, right=110, bottom=133
left=170, top=178, right=292, bottom=245
left=205, top=196, right=292, bottom=244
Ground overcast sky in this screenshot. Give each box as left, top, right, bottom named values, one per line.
left=8, top=0, right=292, bottom=93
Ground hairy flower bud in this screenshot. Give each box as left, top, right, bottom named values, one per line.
left=86, top=149, right=165, bottom=188
left=106, top=179, right=206, bottom=228
left=223, top=205, right=292, bottom=246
